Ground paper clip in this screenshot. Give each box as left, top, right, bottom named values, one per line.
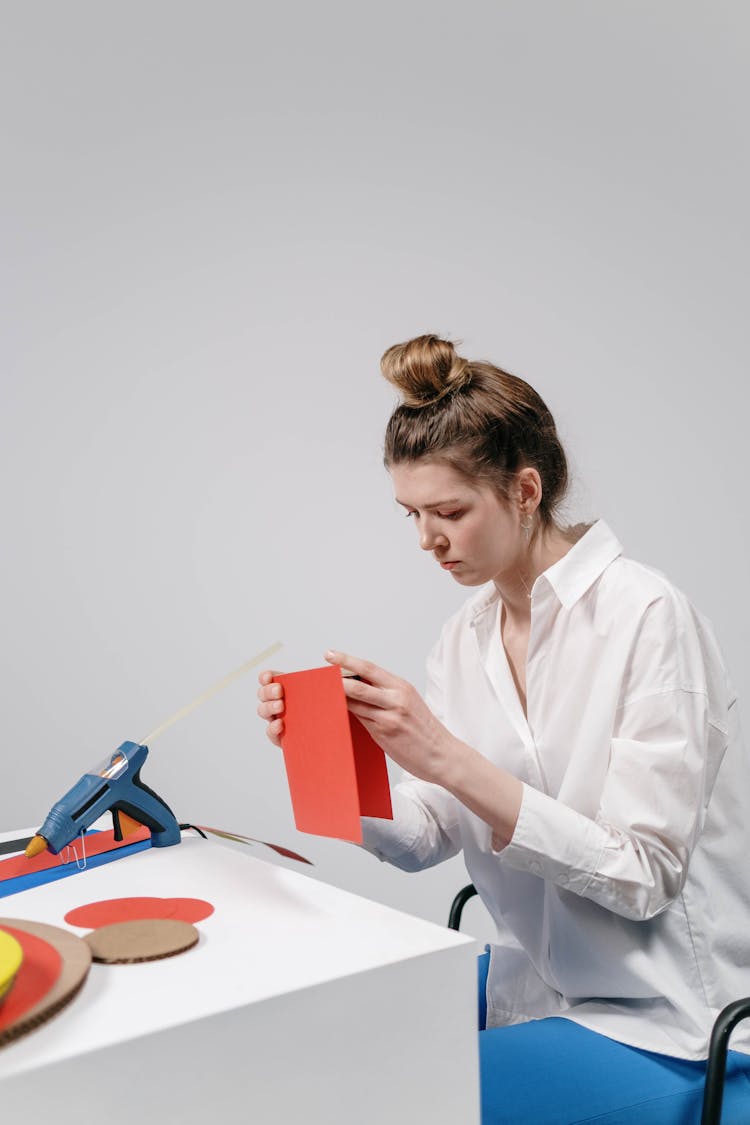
left=59, top=832, right=88, bottom=871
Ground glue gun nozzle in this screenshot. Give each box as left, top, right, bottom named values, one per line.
left=25, top=834, right=48, bottom=859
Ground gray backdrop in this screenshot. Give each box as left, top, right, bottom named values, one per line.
left=2, top=1, right=748, bottom=943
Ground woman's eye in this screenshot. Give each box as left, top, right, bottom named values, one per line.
left=403, top=509, right=463, bottom=521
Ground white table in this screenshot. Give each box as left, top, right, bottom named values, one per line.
left=0, top=828, right=479, bottom=1123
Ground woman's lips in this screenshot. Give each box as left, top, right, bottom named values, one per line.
left=440, top=560, right=459, bottom=570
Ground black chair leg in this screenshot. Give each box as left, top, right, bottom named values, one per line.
left=701, top=997, right=750, bottom=1125
left=448, top=883, right=477, bottom=930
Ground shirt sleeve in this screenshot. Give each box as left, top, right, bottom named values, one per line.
left=360, top=636, right=463, bottom=872
left=498, top=592, right=731, bottom=921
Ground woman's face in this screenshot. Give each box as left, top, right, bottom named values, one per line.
left=390, top=459, right=525, bottom=587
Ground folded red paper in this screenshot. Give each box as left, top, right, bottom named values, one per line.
left=273, top=666, right=393, bottom=843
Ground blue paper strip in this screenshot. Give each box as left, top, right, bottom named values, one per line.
left=0, top=838, right=152, bottom=899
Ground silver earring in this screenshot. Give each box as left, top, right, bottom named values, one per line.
left=520, top=514, right=532, bottom=540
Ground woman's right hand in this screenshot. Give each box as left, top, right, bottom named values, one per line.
left=257, top=670, right=285, bottom=748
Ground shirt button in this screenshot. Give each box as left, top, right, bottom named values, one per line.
left=529, top=860, right=542, bottom=876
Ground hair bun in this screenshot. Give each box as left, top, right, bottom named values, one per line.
left=380, top=334, right=471, bottom=408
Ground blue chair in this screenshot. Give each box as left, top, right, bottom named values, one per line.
left=448, top=884, right=750, bottom=1125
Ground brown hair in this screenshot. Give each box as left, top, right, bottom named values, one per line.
left=381, top=334, right=569, bottom=528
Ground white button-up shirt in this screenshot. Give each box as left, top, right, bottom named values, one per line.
left=362, top=520, right=750, bottom=1059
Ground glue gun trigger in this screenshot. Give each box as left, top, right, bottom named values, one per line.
left=111, top=808, right=145, bottom=842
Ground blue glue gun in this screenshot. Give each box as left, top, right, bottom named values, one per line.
left=25, top=741, right=181, bottom=858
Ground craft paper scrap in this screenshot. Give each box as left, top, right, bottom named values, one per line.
left=0, top=828, right=152, bottom=899
left=198, top=826, right=312, bottom=864
left=273, top=665, right=392, bottom=843
left=65, top=897, right=214, bottom=928
left=0, top=838, right=33, bottom=857
left=0, top=826, right=150, bottom=884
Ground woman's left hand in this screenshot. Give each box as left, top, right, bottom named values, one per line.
left=325, top=649, right=463, bottom=787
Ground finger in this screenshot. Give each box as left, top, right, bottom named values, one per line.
left=324, top=650, right=391, bottom=686
left=258, top=669, right=282, bottom=685
left=345, top=699, right=389, bottom=726
left=340, top=676, right=388, bottom=709
left=257, top=681, right=284, bottom=704
left=266, top=718, right=284, bottom=747
left=257, top=698, right=285, bottom=720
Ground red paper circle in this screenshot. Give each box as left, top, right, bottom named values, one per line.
left=64, top=896, right=214, bottom=929
left=0, top=926, right=62, bottom=1031
left=165, top=898, right=214, bottom=923
left=65, top=898, right=174, bottom=928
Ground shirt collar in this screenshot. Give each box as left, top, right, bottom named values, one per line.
left=537, top=519, right=622, bottom=609
left=468, top=519, right=623, bottom=623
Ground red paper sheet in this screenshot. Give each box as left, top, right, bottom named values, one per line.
left=274, top=666, right=393, bottom=843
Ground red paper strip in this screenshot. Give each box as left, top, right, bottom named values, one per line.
left=198, top=826, right=312, bottom=864
left=0, top=926, right=62, bottom=1031
left=64, top=897, right=214, bottom=929
left=274, top=666, right=392, bottom=843
left=0, top=827, right=151, bottom=885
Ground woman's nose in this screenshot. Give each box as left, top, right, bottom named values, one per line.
left=420, top=522, right=449, bottom=551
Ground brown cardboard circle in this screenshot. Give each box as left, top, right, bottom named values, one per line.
left=0, top=926, right=61, bottom=1028
left=0, top=918, right=91, bottom=1048
left=85, top=918, right=199, bottom=963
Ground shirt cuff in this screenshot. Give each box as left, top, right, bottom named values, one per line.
left=359, top=789, right=423, bottom=863
left=498, top=783, right=609, bottom=894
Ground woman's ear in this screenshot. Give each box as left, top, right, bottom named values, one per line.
left=516, top=467, right=543, bottom=514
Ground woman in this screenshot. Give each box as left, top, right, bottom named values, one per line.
left=258, top=334, right=750, bottom=1123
